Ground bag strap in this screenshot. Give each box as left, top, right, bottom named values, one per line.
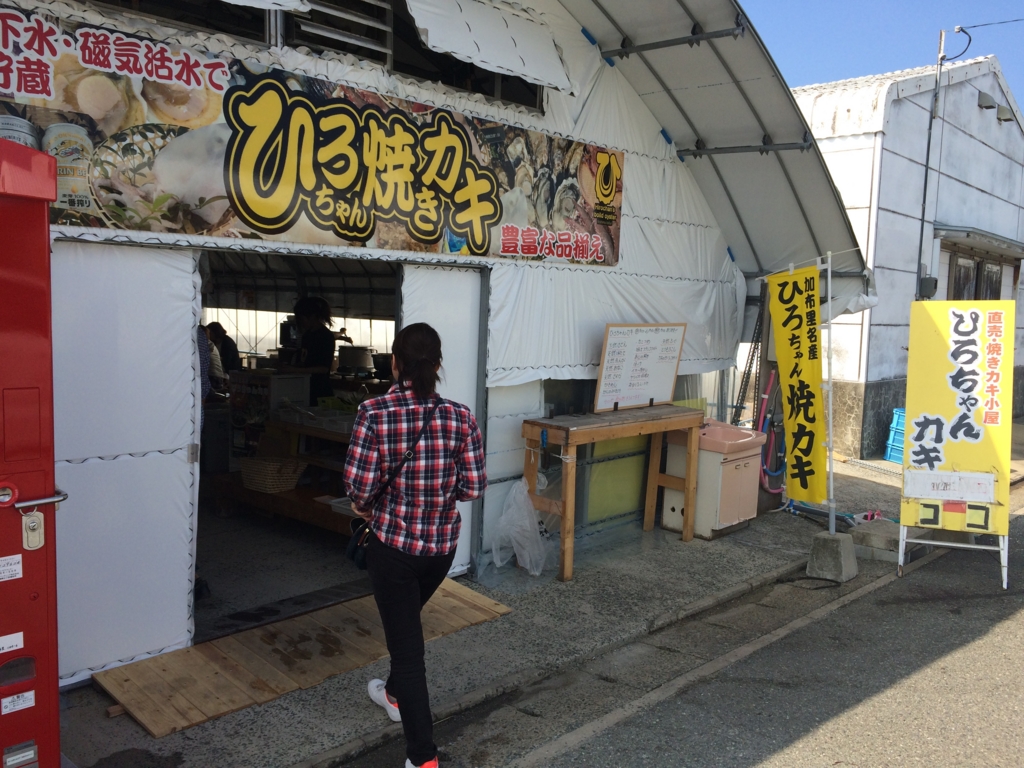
left=365, top=397, right=443, bottom=510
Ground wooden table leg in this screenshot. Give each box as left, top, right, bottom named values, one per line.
left=643, top=432, right=664, bottom=532
left=524, top=438, right=540, bottom=494
left=682, top=425, right=699, bottom=542
left=559, top=445, right=577, bottom=582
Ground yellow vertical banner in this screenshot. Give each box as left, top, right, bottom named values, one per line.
left=767, top=266, right=829, bottom=505
left=900, top=301, right=1015, bottom=535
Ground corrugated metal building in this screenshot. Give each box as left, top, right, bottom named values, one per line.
left=795, top=56, right=1024, bottom=458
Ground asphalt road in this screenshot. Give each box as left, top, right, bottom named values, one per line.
left=340, top=476, right=1024, bottom=768
left=542, top=520, right=1024, bottom=768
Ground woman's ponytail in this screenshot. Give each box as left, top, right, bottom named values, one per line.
left=392, top=323, right=442, bottom=400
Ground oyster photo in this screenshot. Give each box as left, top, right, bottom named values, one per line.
left=141, top=80, right=222, bottom=129
left=34, top=54, right=144, bottom=137
left=90, top=123, right=231, bottom=234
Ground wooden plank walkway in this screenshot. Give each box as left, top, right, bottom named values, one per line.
left=93, top=579, right=510, bottom=738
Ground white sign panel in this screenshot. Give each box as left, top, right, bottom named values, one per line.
left=0, top=632, right=24, bottom=655
left=903, top=470, right=996, bottom=503
left=0, top=555, right=22, bottom=582
left=594, top=324, right=686, bottom=412
left=1, top=690, right=34, bottom=715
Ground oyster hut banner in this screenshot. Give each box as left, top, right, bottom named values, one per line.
left=0, top=6, right=623, bottom=263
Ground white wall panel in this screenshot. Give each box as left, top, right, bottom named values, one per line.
left=488, top=382, right=543, bottom=419
left=845, top=208, right=871, bottom=252
left=487, top=256, right=744, bottom=386
left=1002, top=264, right=1015, bottom=301
left=817, top=145, right=875, bottom=210
left=874, top=209, right=926, bottom=274
left=823, top=323, right=864, bottom=382
left=934, top=175, right=1021, bottom=242
left=51, top=244, right=198, bottom=461
left=867, top=323, right=910, bottom=382
left=50, top=242, right=200, bottom=683
left=937, top=251, right=950, bottom=300
left=401, top=265, right=482, bottom=573
left=55, top=452, right=195, bottom=682
left=881, top=98, right=931, bottom=165
left=866, top=267, right=916, bottom=327
left=877, top=150, right=932, bottom=220
left=937, top=123, right=1023, bottom=205
left=941, top=76, right=1024, bottom=162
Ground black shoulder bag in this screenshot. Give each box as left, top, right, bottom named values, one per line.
left=346, top=398, right=442, bottom=569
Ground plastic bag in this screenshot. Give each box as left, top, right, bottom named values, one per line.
left=493, top=478, right=546, bottom=576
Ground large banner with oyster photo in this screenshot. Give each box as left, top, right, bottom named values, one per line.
left=0, top=6, right=623, bottom=263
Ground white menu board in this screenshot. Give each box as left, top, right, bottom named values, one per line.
left=593, top=323, right=687, bottom=412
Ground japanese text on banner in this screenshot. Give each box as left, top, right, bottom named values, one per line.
left=0, top=5, right=624, bottom=261
left=900, top=301, right=1015, bottom=535
left=767, top=266, right=829, bottom=505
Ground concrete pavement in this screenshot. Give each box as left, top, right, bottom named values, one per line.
left=339, top=482, right=1024, bottom=768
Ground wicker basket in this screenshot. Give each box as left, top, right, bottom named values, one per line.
left=240, top=458, right=308, bottom=494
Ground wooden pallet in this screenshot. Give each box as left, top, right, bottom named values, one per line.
left=93, top=579, right=510, bottom=738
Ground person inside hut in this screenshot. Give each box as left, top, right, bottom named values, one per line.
left=287, top=296, right=337, bottom=406
left=207, top=321, right=241, bottom=374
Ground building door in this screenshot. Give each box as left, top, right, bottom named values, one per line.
left=0, top=142, right=62, bottom=767
left=400, top=265, right=485, bottom=574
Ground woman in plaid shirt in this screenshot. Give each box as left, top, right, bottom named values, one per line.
left=343, top=323, right=485, bottom=768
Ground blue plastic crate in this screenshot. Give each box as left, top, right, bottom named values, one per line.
left=890, top=408, right=906, bottom=431
left=884, top=440, right=903, bottom=464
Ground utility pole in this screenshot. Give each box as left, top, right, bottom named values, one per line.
left=913, top=29, right=946, bottom=301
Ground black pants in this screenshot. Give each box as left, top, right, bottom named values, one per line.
left=366, top=532, right=455, bottom=766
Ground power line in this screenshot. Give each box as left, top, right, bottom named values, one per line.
left=960, top=17, right=1024, bottom=31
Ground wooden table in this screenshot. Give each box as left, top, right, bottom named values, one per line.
left=521, top=405, right=704, bottom=581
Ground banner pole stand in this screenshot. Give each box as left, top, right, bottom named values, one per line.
left=804, top=251, right=858, bottom=583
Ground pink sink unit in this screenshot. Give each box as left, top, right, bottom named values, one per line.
left=662, top=419, right=767, bottom=539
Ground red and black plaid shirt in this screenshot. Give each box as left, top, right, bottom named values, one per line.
left=343, top=384, right=486, bottom=556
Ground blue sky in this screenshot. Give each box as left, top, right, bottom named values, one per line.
left=741, top=0, right=1024, bottom=101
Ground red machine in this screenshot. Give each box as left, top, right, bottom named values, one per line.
left=0, top=139, right=64, bottom=768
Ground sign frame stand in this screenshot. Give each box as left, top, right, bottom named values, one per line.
left=896, top=300, right=1015, bottom=590
left=897, top=527, right=1008, bottom=589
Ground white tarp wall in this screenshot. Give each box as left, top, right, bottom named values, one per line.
left=404, top=0, right=572, bottom=92
left=401, top=265, right=483, bottom=575
left=51, top=242, right=201, bottom=685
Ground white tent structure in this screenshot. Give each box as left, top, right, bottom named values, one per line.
left=18, top=0, right=869, bottom=684
left=560, top=0, right=869, bottom=306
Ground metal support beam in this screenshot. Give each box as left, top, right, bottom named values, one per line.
left=601, top=17, right=744, bottom=58
left=679, top=135, right=813, bottom=159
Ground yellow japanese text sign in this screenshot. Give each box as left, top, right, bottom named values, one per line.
left=767, top=266, right=829, bottom=505
left=900, top=301, right=1015, bottom=535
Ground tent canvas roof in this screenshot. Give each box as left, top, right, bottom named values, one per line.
left=559, top=0, right=867, bottom=293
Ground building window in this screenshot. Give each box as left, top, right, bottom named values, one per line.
left=389, top=0, right=542, bottom=110
left=285, top=0, right=392, bottom=68
left=286, top=0, right=545, bottom=109
left=948, top=254, right=1011, bottom=300
left=97, top=0, right=543, bottom=110
left=96, top=0, right=266, bottom=42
